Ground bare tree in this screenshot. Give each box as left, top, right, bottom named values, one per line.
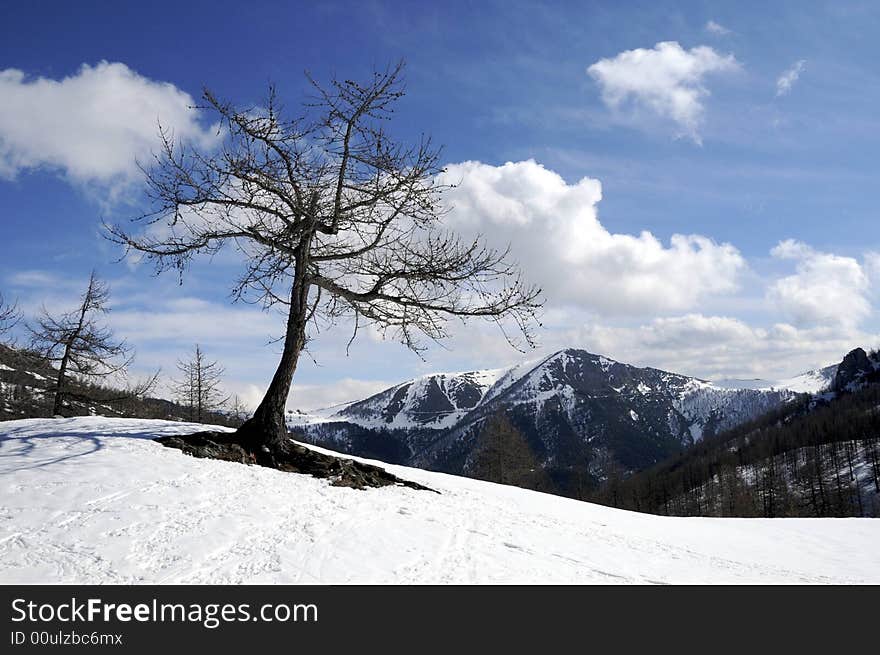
left=28, top=271, right=152, bottom=415
left=173, top=344, right=228, bottom=422
left=0, top=292, right=21, bottom=336
left=107, top=62, right=542, bottom=454
left=227, top=394, right=251, bottom=425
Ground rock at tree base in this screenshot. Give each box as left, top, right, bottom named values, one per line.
left=156, top=431, right=436, bottom=492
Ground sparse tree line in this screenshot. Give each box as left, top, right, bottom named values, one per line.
left=591, top=386, right=880, bottom=518
left=0, top=280, right=245, bottom=427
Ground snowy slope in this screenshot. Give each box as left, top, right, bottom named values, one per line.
left=1, top=417, right=878, bottom=584
left=771, top=364, right=839, bottom=394
left=712, top=365, right=838, bottom=394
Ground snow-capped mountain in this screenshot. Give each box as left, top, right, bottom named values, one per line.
left=296, top=349, right=801, bottom=494
left=329, top=349, right=797, bottom=433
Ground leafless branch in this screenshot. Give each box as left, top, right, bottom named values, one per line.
left=0, top=292, right=22, bottom=336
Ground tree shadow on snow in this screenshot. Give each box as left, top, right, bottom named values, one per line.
left=0, top=422, right=168, bottom=474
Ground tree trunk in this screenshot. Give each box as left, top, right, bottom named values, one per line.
left=52, top=277, right=92, bottom=416
left=52, top=363, right=68, bottom=416
left=236, top=245, right=311, bottom=452
left=52, top=330, right=80, bottom=416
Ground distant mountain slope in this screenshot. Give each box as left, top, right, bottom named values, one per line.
left=772, top=363, right=839, bottom=394
left=332, top=349, right=796, bottom=437
left=297, top=349, right=799, bottom=496
left=600, top=348, right=880, bottom=518
left=708, top=363, right=838, bottom=393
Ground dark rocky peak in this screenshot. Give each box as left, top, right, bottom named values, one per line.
left=833, top=347, right=875, bottom=392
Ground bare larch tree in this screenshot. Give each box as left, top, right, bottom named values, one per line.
left=173, top=344, right=228, bottom=422
left=227, top=394, right=251, bottom=425
left=28, top=272, right=153, bottom=415
left=107, top=63, right=542, bottom=455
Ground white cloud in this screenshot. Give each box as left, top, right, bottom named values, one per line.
left=862, top=251, right=880, bottom=283
left=570, top=313, right=876, bottom=382
left=7, top=270, right=95, bottom=319
left=207, top=378, right=392, bottom=413
left=288, top=378, right=393, bottom=413
left=226, top=383, right=268, bottom=413
left=767, top=239, right=870, bottom=328
left=8, top=269, right=79, bottom=290
left=776, top=60, right=806, bottom=96
left=108, top=297, right=281, bottom=345
left=0, top=62, right=217, bottom=191
left=705, top=20, right=732, bottom=36
left=438, top=159, right=745, bottom=315
left=587, top=41, right=739, bottom=142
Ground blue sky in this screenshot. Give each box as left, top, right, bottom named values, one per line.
left=2, top=1, right=879, bottom=409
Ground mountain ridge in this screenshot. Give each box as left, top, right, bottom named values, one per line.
left=295, top=348, right=807, bottom=496
left=306, top=347, right=828, bottom=429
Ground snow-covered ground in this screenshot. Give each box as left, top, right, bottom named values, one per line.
left=1, top=417, right=878, bottom=584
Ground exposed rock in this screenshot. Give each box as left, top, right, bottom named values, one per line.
left=156, top=432, right=256, bottom=464
left=833, top=348, right=874, bottom=392
left=155, top=431, right=436, bottom=492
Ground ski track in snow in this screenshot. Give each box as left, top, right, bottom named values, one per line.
left=0, top=417, right=878, bottom=584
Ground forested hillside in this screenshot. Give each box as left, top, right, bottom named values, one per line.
left=593, top=379, right=880, bottom=517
